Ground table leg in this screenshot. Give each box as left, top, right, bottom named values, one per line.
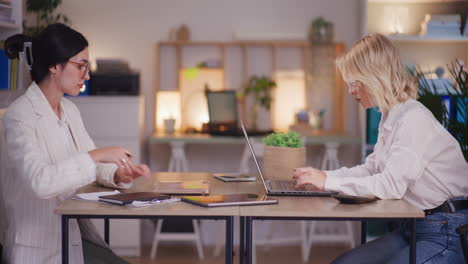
left=409, top=219, right=416, bottom=264
left=240, top=217, right=245, bottom=264
left=361, top=221, right=367, bottom=244
left=104, top=218, right=110, bottom=245
left=246, top=217, right=253, bottom=264
left=226, top=216, right=234, bottom=264
left=61, top=215, right=69, bottom=264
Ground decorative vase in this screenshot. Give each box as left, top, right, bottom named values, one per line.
left=263, top=146, right=306, bottom=181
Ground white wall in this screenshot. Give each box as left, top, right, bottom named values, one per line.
left=57, top=0, right=364, bottom=139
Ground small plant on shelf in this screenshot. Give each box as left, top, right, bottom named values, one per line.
left=23, top=0, right=69, bottom=37
left=242, top=75, right=276, bottom=131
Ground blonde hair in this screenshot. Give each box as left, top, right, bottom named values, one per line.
left=336, top=33, right=418, bottom=113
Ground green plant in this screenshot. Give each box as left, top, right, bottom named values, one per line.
left=23, top=0, right=69, bottom=37
left=242, top=75, right=276, bottom=130
left=447, top=62, right=468, bottom=161
left=262, top=131, right=303, bottom=148
left=416, top=61, right=468, bottom=161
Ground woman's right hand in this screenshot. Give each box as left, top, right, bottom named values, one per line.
left=88, top=146, right=134, bottom=169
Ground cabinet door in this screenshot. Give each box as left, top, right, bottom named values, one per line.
left=69, top=96, right=143, bottom=256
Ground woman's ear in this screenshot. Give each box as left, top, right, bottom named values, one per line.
left=49, top=64, right=59, bottom=74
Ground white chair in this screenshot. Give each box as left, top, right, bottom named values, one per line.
left=150, top=140, right=204, bottom=260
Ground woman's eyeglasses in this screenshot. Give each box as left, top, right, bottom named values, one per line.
left=68, top=60, right=90, bottom=75
left=347, top=80, right=361, bottom=88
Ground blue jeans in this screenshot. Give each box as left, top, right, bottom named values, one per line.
left=332, top=209, right=468, bottom=264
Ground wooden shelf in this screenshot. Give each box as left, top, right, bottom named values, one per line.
left=0, top=21, right=18, bottom=29
left=388, top=35, right=468, bottom=43
left=155, top=40, right=346, bottom=133
left=159, top=40, right=311, bottom=48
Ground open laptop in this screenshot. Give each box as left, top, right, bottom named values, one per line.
left=241, top=123, right=337, bottom=196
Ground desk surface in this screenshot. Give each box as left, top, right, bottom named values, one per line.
left=55, top=172, right=240, bottom=217
left=149, top=132, right=361, bottom=145
left=56, top=173, right=423, bottom=219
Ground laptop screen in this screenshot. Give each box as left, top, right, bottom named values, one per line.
left=240, top=122, right=270, bottom=193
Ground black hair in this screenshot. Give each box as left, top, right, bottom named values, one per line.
left=4, top=23, right=88, bottom=84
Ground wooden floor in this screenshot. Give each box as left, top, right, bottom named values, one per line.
left=123, top=244, right=350, bottom=264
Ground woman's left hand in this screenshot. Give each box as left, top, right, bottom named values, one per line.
left=292, top=167, right=327, bottom=191
left=114, top=164, right=151, bottom=184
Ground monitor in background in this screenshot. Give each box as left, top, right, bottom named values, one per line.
left=204, top=90, right=238, bottom=135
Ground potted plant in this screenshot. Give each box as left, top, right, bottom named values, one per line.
left=23, top=0, right=69, bottom=37
left=416, top=61, right=468, bottom=161
left=262, top=131, right=306, bottom=181
left=242, top=75, right=276, bottom=131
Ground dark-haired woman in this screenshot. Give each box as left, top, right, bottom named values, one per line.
left=1, top=23, right=149, bottom=264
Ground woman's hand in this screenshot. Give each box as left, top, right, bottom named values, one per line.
left=292, top=167, right=327, bottom=191
left=114, top=164, right=151, bottom=184
left=88, top=146, right=133, bottom=169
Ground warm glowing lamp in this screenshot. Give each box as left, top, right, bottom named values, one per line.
left=156, top=91, right=181, bottom=132
left=383, top=5, right=409, bottom=35
left=273, top=71, right=306, bottom=131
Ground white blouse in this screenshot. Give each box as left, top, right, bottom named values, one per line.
left=324, top=99, right=468, bottom=210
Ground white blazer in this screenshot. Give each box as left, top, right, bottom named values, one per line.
left=0, top=82, right=127, bottom=264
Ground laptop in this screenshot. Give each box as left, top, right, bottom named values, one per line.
left=241, top=123, right=337, bottom=196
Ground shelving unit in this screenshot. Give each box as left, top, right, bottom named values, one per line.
left=0, top=0, right=24, bottom=108
left=155, top=40, right=346, bottom=133
left=360, top=0, right=468, bottom=160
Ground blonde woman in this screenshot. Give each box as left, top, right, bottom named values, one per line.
left=293, top=33, right=468, bottom=263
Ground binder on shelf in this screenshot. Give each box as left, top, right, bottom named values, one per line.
left=0, top=43, right=8, bottom=90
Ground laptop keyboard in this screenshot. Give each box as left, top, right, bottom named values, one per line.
left=268, top=180, right=297, bottom=191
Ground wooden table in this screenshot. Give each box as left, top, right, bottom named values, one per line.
left=55, top=172, right=239, bottom=264
left=236, top=181, right=425, bottom=264
left=56, top=173, right=424, bottom=264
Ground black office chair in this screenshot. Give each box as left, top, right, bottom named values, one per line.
left=456, top=223, right=468, bottom=263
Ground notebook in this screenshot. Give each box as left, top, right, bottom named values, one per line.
left=241, top=122, right=337, bottom=196
left=98, top=192, right=171, bottom=205
left=181, top=193, right=277, bottom=207
left=153, top=180, right=210, bottom=195
left=213, top=173, right=256, bottom=182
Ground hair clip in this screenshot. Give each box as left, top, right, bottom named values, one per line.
left=20, top=42, right=33, bottom=70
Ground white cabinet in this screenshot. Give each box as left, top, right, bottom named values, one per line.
left=0, top=0, right=26, bottom=108
left=69, top=95, right=145, bottom=256
left=0, top=0, right=22, bottom=40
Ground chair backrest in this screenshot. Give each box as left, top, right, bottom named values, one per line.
left=456, top=224, right=468, bottom=262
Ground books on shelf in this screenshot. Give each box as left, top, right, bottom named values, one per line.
left=420, top=13, right=462, bottom=37
left=0, top=41, right=19, bottom=91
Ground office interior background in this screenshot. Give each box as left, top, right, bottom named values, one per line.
left=1, top=0, right=467, bottom=263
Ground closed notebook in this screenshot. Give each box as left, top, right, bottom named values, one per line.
left=181, top=193, right=278, bottom=207
left=98, top=192, right=171, bottom=205
left=153, top=180, right=210, bottom=195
